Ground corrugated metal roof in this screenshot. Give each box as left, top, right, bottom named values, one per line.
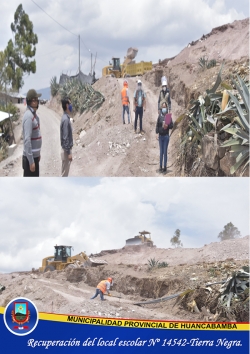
left=59, top=71, right=93, bottom=86
left=0, top=111, right=13, bottom=123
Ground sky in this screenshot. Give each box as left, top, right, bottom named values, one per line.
left=0, top=0, right=248, bottom=94
left=0, top=177, right=249, bottom=273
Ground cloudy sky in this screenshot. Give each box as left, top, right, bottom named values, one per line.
left=0, top=0, right=248, bottom=93
left=0, top=177, right=248, bottom=273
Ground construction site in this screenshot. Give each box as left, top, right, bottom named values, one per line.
left=0, top=18, right=249, bottom=177
left=0, top=235, right=249, bottom=323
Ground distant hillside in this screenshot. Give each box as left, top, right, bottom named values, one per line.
left=36, top=87, right=50, bottom=100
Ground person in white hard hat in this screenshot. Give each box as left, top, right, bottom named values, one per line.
left=133, top=79, right=146, bottom=134
left=158, top=77, right=171, bottom=115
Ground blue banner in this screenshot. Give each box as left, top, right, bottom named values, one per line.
left=0, top=298, right=248, bottom=353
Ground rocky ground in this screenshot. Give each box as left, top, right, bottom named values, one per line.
left=0, top=236, right=248, bottom=322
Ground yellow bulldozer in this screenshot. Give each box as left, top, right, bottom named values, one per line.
left=39, top=245, right=107, bottom=272
left=102, top=47, right=152, bottom=78
left=125, top=231, right=154, bottom=247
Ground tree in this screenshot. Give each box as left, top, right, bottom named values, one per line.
left=218, top=222, right=241, bottom=241
left=5, top=4, right=38, bottom=91
left=0, top=51, right=10, bottom=91
left=170, top=229, right=183, bottom=248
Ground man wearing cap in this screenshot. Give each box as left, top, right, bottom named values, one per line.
left=22, top=89, right=42, bottom=177
left=133, top=80, right=146, bottom=134
left=90, top=277, right=113, bottom=301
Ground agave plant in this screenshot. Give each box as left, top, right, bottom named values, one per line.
left=147, top=257, right=159, bottom=270
left=58, top=78, right=105, bottom=114
left=218, top=75, right=249, bottom=175
left=218, top=267, right=249, bottom=309
left=199, top=56, right=217, bottom=70
left=186, top=63, right=224, bottom=143
left=179, top=63, right=249, bottom=176
left=199, top=56, right=207, bottom=70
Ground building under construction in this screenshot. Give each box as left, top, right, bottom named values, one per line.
left=125, top=231, right=154, bottom=247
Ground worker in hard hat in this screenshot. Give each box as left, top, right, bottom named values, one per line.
left=90, top=277, right=113, bottom=301
left=133, top=79, right=146, bottom=134
left=158, top=77, right=171, bottom=114
left=121, top=80, right=130, bottom=124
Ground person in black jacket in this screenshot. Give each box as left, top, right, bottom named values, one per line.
left=156, top=102, right=173, bottom=174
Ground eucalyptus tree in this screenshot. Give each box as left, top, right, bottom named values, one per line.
left=5, top=4, right=38, bottom=91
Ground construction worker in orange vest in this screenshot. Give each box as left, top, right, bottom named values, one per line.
left=90, top=277, right=113, bottom=301
left=121, top=80, right=130, bottom=124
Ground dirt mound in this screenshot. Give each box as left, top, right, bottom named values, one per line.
left=92, top=236, right=249, bottom=266
left=170, top=18, right=249, bottom=68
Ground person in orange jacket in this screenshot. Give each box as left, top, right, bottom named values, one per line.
left=90, top=277, right=113, bottom=301
left=121, top=80, right=130, bottom=124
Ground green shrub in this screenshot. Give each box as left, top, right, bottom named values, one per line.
left=148, top=258, right=168, bottom=270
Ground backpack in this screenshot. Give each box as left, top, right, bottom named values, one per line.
left=135, top=89, right=145, bottom=107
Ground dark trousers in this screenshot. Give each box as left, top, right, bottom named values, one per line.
left=159, top=135, right=170, bottom=168
left=91, top=288, right=104, bottom=300
left=22, top=155, right=40, bottom=177
left=134, top=106, right=143, bottom=132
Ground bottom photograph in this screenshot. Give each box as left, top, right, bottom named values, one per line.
left=0, top=177, right=249, bottom=353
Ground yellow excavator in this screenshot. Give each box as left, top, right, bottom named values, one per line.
left=102, top=47, right=152, bottom=78
left=39, top=245, right=107, bottom=272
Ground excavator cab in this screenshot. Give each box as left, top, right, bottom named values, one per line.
left=54, top=245, right=72, bottom=262
left=39, top=245, right=108, bottom=273
left=112, top=58, right=121, bottom=71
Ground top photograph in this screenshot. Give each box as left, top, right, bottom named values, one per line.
left=0, top=1, right=249, bottom=177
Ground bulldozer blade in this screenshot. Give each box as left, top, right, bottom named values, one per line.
left=88, top=258, right=107, bottom=267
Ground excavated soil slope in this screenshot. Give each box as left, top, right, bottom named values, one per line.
left=0, top=236, right=248, bottom=322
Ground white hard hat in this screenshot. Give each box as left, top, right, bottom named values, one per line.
left=137, top=79, right=142, bottom=84
left=161, top=76, right=168, bottom=86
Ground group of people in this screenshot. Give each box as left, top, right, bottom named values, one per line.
left=22, top=76, right=173, bottom=177
left=121, top=79, right=146, bottom=134
left=121, top=76, right=173, bottom=174
left=22, top=90, right=73, bottom=177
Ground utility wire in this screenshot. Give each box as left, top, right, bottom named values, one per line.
left=80, top=38, right=89, bottom=52
left=36, top=47, right=66, bottom=58
left=31, top=0, right=93, bottom=55
left=31, top=0, right=78, bottom=37
left=30, top=0, right=106, bottom=72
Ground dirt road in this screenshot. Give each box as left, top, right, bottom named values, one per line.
left=0, top=105, right=61, bottom=177
left=0, top=78, right=181, bottom=177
